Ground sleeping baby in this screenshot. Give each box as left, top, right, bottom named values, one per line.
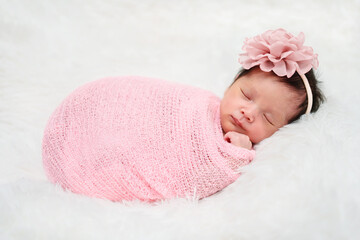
left=42, top=29, right=324, bottom=202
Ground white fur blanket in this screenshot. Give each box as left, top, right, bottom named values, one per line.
left=1, top=0, right=359, bottom=239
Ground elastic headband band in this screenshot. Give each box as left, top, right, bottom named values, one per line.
left=298, top=71, right=313, bottom=114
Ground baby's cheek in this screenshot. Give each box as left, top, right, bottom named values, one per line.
left=220, top=119, right=232, bottom=135
left=249, top=124, right=270, bottom=143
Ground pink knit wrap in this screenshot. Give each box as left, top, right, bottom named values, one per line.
left=42, top=76, right=255, bottom=202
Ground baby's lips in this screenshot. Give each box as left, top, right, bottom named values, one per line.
left=231, top=112, right=246, bottom=130
left=232, top=111, right=244, bottom=122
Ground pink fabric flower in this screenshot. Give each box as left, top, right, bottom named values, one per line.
left=238, top=28, right=319, bottom=78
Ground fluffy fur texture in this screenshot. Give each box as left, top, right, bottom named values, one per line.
left=42, top=76, right=254, bottom=201
left=1, top=0, right=359, bottom=239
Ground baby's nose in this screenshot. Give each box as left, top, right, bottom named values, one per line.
left=241, top=104, right=258, bottom=123
left=241, top=110, right=253, bottom=122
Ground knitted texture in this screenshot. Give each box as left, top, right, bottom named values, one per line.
left=42, top=76, right=255, bottom=202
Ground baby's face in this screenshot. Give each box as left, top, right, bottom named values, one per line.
left=220, top=68, right=301, bottom=144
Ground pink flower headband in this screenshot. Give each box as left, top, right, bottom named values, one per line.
left=238, top=28, right=319, bottom=114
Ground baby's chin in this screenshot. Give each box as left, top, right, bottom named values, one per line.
left=220, top=120, right=233, bottom=136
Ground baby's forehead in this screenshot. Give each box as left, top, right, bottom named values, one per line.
left=241, top=71, right=301, bottom=96
left=239, top=72, right=280, bottom=90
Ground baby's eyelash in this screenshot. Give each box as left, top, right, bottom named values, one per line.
left=264, top=114, right=274, bottom=125
left=240, top=89, right=250, bottom=99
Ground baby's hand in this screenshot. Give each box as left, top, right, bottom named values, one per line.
left=224, top=131, right=252, bottom=150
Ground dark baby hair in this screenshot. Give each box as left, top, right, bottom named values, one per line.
left=232, top=67, right=325, bottom=123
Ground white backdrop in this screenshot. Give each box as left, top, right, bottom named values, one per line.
left=1, top=0, right=360, bottom=239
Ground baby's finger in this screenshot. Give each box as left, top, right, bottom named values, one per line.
left=224, top=134, right=231, bottom=143
left=223, top=132, right=233, bottom=143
